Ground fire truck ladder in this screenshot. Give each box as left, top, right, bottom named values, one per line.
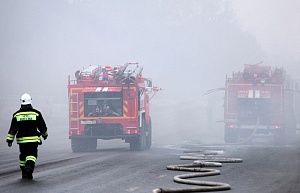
left=69, top=92, right=79, bottom=130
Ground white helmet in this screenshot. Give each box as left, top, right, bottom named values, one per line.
left=20, top=93, right=32, bottom=105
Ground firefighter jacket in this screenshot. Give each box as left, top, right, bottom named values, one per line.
left=6, top=104, right=48, bottom=144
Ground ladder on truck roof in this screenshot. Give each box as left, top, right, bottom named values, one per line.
left=69, top=92, right=79, bottom=130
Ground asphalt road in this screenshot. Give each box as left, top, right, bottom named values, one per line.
left=0, top=125, right=300, bottom=193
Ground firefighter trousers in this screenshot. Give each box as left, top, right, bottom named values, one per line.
left=19, top=143, right=38, bottom=173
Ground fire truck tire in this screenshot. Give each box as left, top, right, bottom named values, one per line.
left=224, top=129, right=238, bottom=143
left=146, top=117, right=152, bottom=149
left=274, top=115, right=296, bottom=146
left=130, top=117, right=147, bottom=150
left=87, top=139, right=97, bottom=151
left=285, top=115, right=297, bottom=144
left=274, top=129, right=296, bottom=146
left=273, top=130, right=285, bottom=145
left=286, top=129, right=296, bottom=145
left=71, top=139, right=88, bottom=152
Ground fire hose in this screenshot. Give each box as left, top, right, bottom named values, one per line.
left=228, top=115, right=261, bottom=145
left=152, top=150, right=243, bottom=193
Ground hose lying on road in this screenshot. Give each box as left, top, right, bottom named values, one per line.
left=152, top=149, right=243, bottom=193
left=181, top=155, right=243, bottom=163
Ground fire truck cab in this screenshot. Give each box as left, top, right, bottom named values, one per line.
left=68, top=62, right=160, bottom=152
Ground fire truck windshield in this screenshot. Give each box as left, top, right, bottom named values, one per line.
left=84, top=92, right=123, bottom=117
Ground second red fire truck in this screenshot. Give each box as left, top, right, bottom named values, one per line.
left=223, top=63, right=300, bottom=144
left=68, top=62, right=160, bottom=152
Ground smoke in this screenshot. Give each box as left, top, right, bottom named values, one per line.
left=231, top=0, right=300, bottom=76
left=2, top=0, right=297, bottom=143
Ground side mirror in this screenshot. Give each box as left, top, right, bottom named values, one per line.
left=145, top=79, right=153, bottom=93
left=147, top=80, right=152, bottom=87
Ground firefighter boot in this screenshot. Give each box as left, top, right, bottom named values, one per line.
left=24, top=168, right=33, bottom=180
left=21, top=168, right=27, bottom=179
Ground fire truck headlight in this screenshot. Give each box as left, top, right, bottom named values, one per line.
left=97, top=118, right=102, bottom=124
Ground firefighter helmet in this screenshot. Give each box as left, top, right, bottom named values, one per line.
left=20, top=93, right=32, bottom=105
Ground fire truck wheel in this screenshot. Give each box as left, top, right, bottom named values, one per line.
left=284, top=115, right=297, bottom=145
left=274, top=128, right=296, bottom=146
left=224, top=129, right=238, bottom=143
left=71, top=139, right=88, bottom=152
left=87, top=139, right=97, bottom=151
left=146, top=117, right=152, bottom=149
left=130, top=117, right=147, bottom=150
left=273, top=130, right=286, bottom=146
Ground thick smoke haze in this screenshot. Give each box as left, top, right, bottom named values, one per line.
left=0, top=0, right=298, bottom=141
left=232, top=1, right=300, bottom=59
left=232, top=0, right=300, bottom=77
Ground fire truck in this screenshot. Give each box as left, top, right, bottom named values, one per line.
left=68, top=62, right=160, bottom=152
left=223, top=63, right=300, bottom=144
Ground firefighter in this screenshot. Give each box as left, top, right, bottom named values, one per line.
left=6, top=93, right=48, bottom=180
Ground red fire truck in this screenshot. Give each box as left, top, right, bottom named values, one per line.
left=223, top=63, right=300, bottom=144
left=68, top=62, right=160, bottom=152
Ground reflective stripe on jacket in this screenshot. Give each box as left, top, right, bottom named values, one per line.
left=17, top=136, right=41, bottom=144
left=6, top=104, right=48, bottom=144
